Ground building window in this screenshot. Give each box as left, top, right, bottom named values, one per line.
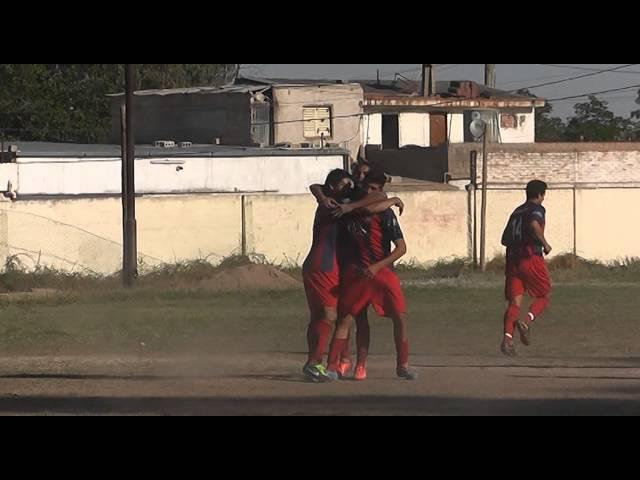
left=251, top=102, right=271, bottom=147
left=501, top=113, right=517, bottom=129
left=303, top=106, right=332, bottom=138
left=382, top=114, right=399, bottom=149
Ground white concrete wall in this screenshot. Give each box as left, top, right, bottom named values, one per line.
left=575, top=189, right=640, bottom=260
left=11, top=155, right=345, bottom=196
left=362, top=114, right=382, bottom=146
left=364, top=109, right=536, bottom=146
left=272, top=84, right=363, bottom=159
left=245, top=190, right=469, bottom=267
left=498, top=109, right=535, bottom=143
left=448, top=113, right=465, bottom=143
left=0, top=164, right=19, bottom=192
left=1, top=194, right=243, bottom=274
left=3, top=187, right=639, bottom=274
left=399, top=113, right=430, bottom=147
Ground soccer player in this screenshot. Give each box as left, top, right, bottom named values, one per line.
left=326, top=167, right=417, bottom=381
left=303, top=169, right=403, bottom=382
left=352, top=161, right=371, bottom=188
left=500, top=180, right=552, bottom=357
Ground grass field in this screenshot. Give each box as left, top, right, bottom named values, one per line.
left=0, top=283, right=638, bottom=358
left=0, top=258, right=638, bottom=415
left=0, top=281, right=640, bottom=415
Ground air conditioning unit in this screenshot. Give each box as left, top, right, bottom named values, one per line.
left=154, top=140, right=177, bottom=148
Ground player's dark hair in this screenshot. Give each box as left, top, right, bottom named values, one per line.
left=352, top=161, right=370, bottom=175
left=526, top=180, right=548, bottom=200
left=364, top=167, right=388, bottom=188
left=325, top=169, right=352, bottom=188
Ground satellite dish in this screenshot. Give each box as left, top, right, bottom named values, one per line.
left=470, top=119, right=486, bottom=140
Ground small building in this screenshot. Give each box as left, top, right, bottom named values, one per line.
left=360, top=79, right=545, bottom=149
left=106, top=76, right=545, bottom=186
left=109, top=77, right=364, bottom=160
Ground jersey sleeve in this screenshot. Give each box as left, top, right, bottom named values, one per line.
left=382, top=210, right=404, bottom=242
left=528, top=205, right=546, bottom=227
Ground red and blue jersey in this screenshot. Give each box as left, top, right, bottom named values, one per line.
left=343, top=209, right=404, bottom=270
left=303, top=208, right=342, bottom=274
left=502, top=202, right=546, bottom=261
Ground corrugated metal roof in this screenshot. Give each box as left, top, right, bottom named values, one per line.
left=107, top=84, right=269, bottom=98
left=107, top=77, right=361, bottom=98
left=359, top=79, right=544, bottom=102
left=236, top=76, right=358, bottom=87
left=8, top=142, right=349, bottom=159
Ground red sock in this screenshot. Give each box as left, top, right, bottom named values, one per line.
left=328, top=339, right=347, bottom=371
left=503, top=304, right=521, bottom=338
left=396, top=340, right=409, bottom=369
left=340, top=331, right=352, bottom=364
left=528, top=298, right=550, bottom=322
left=309, top=320, right=332, bottom=364
left=306, top=325, right=315, bottom=362
left=356, top=316, right=370, bottom=368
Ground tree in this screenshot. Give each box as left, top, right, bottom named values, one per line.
left=535, top=104, right=566, bottom=142
left=0, top=64, right=238, bottom=143
left=564, top=95, right=633, bottom=142
left=630, top=89, right=640, bottom=140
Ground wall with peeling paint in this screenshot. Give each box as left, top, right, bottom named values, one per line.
left=362, top=109, right=536, bottom=149
left=3, top=184, right=637, bottom=274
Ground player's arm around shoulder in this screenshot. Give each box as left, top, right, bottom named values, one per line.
left=333, top=191, right=388, bottom=218
left=309, top=184, right=339, bottom=210
left=361, top=196, right=405, bottom=216
left=365, top=212, right=407, bottom=278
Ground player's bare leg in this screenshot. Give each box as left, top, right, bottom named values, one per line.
left=392, top=314, right=417, bottom=380
left=502, top=295, right=523, bottom=356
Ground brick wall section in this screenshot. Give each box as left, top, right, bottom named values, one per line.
left=449, top=143, right=640, bottom=184
left=487, top=151, right=576, bottom=183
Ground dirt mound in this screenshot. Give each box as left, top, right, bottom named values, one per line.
left=200, top=264, right=301, bottom=292
left=0, top=288, right=59, bottom=300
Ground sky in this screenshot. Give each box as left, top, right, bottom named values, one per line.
left=240, top=64, right=640, bottom=118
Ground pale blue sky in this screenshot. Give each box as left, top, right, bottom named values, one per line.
left=241, top=64, right=640, bottom=118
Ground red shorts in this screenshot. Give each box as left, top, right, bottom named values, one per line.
left=303, top=271, right=340, bottom=313
left=505, top=255, right=551, bottom=300
left=339, top=267, right=406, bottom=318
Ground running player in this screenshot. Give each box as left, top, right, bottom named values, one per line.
left=500, top=180, right=552, bottom=357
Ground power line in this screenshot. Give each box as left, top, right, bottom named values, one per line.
left=510, top=64, right=638, bottom=91
left=550, top=92, right=638, bottom=103
left=500, top=72, right=591, bottom=88
left=546, top=83, right=640, bottom=102
left=379, top=64, right=457, bottom=78
left=539, top=64, right=640, bottom=75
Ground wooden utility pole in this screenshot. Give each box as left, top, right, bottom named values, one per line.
left=122, top=64, right=138, bottom=287
left=479, top=64, right=496, bottom=271
left=479, top=124, right=489, bottom=272
left=484, top=64, right=496, bottom=88
left=422, top=64, right=435, bottom=96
